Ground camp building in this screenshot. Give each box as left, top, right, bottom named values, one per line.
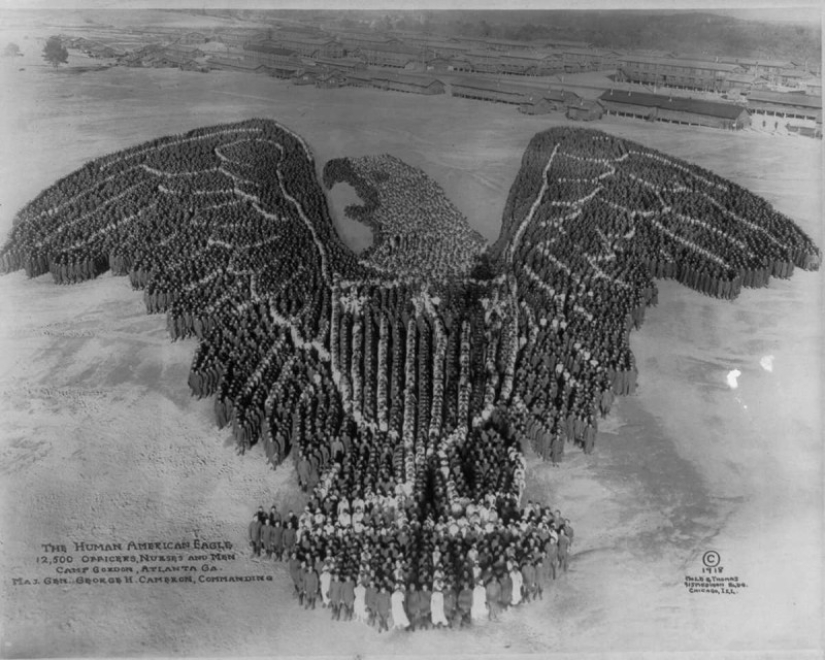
left=311, top=56, right=367, bottom=73
left=314, top=70, right=348, bottom=89
left=617, top=56, right=743, bottom=92
left=214, top=29, right=270, bottom=47
left=208, top=56, right=270, bottom=75
left=599, top=90, right=750, bottom=129
left=369, top=72, right=446, bottom=95
left=396, top=35, right=470, bottom=59
left=560, top=48, right=620, bottom=72
left=244, top=41, right=301, bottom=65
left=518, top=89, right=581, bottom=114
left=333, top=31, right=401, bottom=53
left=270, top=32, right=344, bottom=58
left=345, top=71, right=374, bottom=88
left=457, top=36, right=533, bottom=52
left=541, top=38, right=591, bottom=49
left=566, top=99, right=605, bottom=122
left=354, top=43, right=423, bottom=69
left=500, top=51, right=563, bottom=76
left=718, top=57, right=790, bottom=84
left=745, top=91, right=822, bottom=123
left=179, top=32, right=210, bottom=45
left=451, top=78, right=544, bottom=105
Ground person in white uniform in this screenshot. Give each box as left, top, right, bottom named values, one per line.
left=471, top=581, right=488, bottom=622
left=320, top=564, right=332, bottom=608
left=510, top=564, right=524, bottom=606
left=353, top=580, right=368, bottom=623
left=430, top=584, right=449, bottom=628
left=391, top=584, right=410, bottom=630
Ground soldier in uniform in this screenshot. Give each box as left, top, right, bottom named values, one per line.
left=457, top=582, right=473, bottom=628
left=304, top=564, right=319, bottom=610
left=248, top=514, right=262, bottom=558
left=485, top=575, right=502, bottom=621
left=260, top=517, right=274, bottom=560
left=558, top=529, right=571, bottom=574
left=376, top=585, right=391, bottom=633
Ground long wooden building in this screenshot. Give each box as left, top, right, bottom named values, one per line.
left=451, top=49, right=502, bottom=74
left=178, top=32, right=210, bottom=45
left=599, top=90, right=750, bottom=129
left=451, top=78, right=544, bottom=105
left=617, top=56, right=743, bottom=92
left=213, top=28, right=270, bottom=47
left=369, top=72, right=446, bottom=95
left=541, top=38, right=591, bottom=49
left=718, top=57, right=790, bottom=84
left=311, top=56, right=367, bottom=73
left=329, top=30, right=400, bottom=53
left=354, top=43, right=422, bottom=68
left=560, top=47, right=620, bottom=72
left=457, top=36, right=534, bottom=52
left=345, top=71, right=373, bottom=88
left=244, top=41, right=300, bottom=64
left=270, top=32, right=344, bottom=58
left=207, top=56, right=270, bottom=74
left=398, top=35, right=470, bottom=59
left=450, top=50, right=562, bottom=77
left=500, top=51, right=563, bottom=76
left=745, top=91, right=822, bottom=123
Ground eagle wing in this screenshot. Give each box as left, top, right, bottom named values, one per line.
left=488, top=127, right=820, bottom=459
left=0, top=118, right=368, bottom=466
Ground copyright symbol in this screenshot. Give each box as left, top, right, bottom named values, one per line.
left=702, top=551, right=720, bottom=568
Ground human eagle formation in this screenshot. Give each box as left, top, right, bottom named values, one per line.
left=1, top=119, right=820, bottom=628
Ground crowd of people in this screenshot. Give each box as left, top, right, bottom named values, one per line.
left=248, top=493, right=574, bottom=630
left=323, top=154, right=487, bottom=281
left=488, top=127, right=820, bottom=462
left=495, top=127, right=821, bottom=297
left=1, top=121, right=820, bottom=629
left=0, top=119, right=367, bottom=349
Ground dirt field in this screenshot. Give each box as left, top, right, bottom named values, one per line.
left=0, top=54, right=822, bottom=659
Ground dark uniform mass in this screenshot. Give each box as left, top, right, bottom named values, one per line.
left=1, top=120, right=819, bottom=629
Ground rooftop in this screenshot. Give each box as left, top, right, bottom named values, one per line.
left=562, top=47, right=618, bottom=57
left=719, top=57, right=790, bottom=68
left=216, top=28, right=269, bottom=35
left=522, top=88, right=581, bottom=103
left=459, top=36, right=534, bottom=48
left=778, top=69, right=814, bottom=78
left=244, top=42, right=297, bottom=57
left=747, top=91, right=822, bottom=108
left=408, top=37, right=467, bottom=48
left=271, top=33, right=338, bottom=46
left=618, top=56, right=742, bottom=72
left=599, top=90, right=748, bottom=119
left=500, top=51, right=561, bottom=62
left=452, top=77, right=545, bottom=96
left=332, top=31, right=397, bottom=44
left=346, top=71, right=373, bottom=82
left=313, top=56, right=364, bottom=68
left=356, top=43, right=420, bottom=55
left=152, top=53, right=194, bottom=66
left=541, top=39, right=592, bottom=49
left=371, top=72, right=444, bottom=87
left=207, top=57, right=266, bottom=71
left=462, top=49, right=502, bottom=59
